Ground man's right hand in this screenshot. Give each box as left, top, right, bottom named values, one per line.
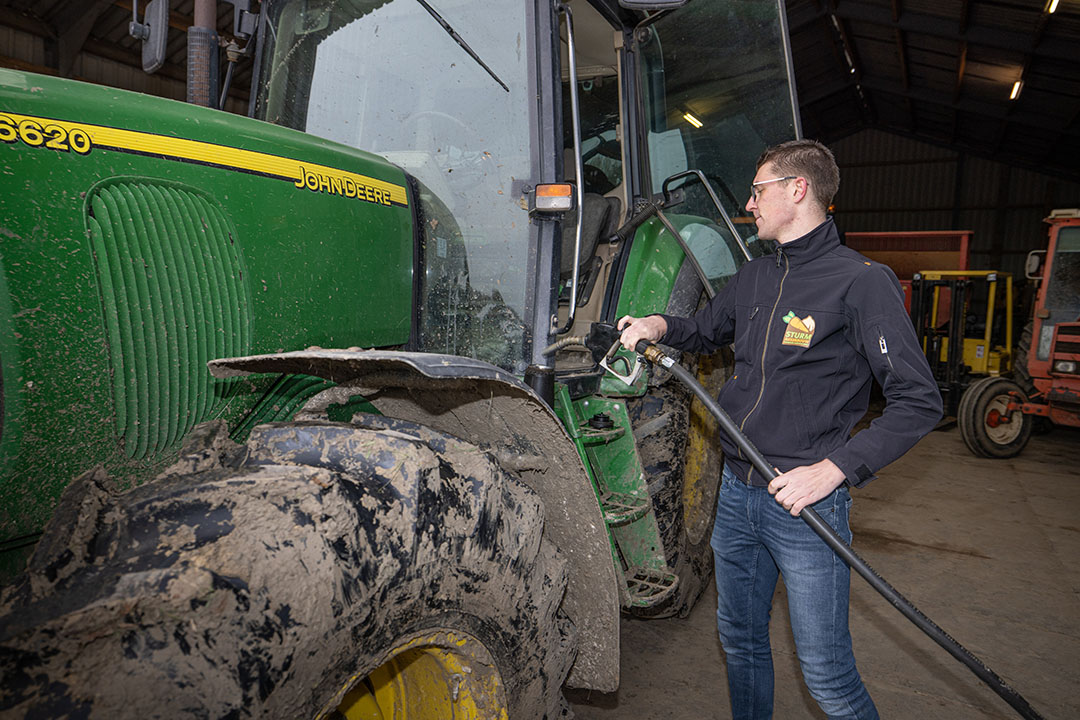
left=617, top=315, right=668, bottom=352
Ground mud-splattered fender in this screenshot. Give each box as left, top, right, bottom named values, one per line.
left=208, top=349, right=619, bottom=691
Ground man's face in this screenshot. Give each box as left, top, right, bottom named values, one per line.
left=745, top=162, right=796, bottom=242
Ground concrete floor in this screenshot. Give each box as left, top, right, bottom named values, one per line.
left=568, top=423, right=1080, bottom=720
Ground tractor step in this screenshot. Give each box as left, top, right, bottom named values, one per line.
left=625, top=566, right=680, bottom=607
left=575, top=421, right=626, bottom=446
left=599, top=491, right=650, bottom=526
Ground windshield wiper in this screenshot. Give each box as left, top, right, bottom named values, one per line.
left=414, top=0, right=509, bottom=93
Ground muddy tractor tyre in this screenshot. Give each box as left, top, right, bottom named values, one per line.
left=624, top=350, right=728, bottom=619
left=958, top=376, right=1034, bottom=458
left=0, top=418, right=574, bottom=719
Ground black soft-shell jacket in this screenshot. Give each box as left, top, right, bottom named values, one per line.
left=660, top=218, right=942, bottom=487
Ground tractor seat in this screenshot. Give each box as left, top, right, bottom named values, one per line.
left=560, top=193, right=621, bottom=283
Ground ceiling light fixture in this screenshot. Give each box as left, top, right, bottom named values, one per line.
left=683, top=112, right=703, bottom=129
left=1048, top=0, right=1060, bottom=13
left=1010, top=80, right=1023, bottom=100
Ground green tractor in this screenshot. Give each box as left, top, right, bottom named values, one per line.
left=0, top=0, right=800, bottom=716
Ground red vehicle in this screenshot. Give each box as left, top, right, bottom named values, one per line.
left=959, top=209, right=1080, bottom=457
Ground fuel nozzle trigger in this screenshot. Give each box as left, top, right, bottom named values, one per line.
left=600, top=338, right=644, bottom=386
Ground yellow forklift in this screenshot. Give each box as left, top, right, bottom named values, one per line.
left=909, top=269, right=1014, bottom=418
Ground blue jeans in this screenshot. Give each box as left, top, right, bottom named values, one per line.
left=711, top=463, right=878, bottom=720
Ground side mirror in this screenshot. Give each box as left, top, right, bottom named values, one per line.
left=618, top=0, right=689, bottom=9
left=129, top=0, right=170, bottom=74
left=1025, top=250, right=1046, bottom=280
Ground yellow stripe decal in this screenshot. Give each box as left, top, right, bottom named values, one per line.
left=0, top=110, right=408, bottom=208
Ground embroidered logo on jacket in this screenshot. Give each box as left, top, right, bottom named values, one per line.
left=781, top=311, right=815, bottom=347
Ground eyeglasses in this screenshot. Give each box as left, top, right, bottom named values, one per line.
left=749, top=176, right=797, bottom=200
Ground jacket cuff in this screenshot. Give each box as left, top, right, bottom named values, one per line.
left=828, top=449, right=876, bottom=488
left=656, top=313, right=680, bottom=346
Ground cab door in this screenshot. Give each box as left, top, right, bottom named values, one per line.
left=629, top=0, right=802, bottom=278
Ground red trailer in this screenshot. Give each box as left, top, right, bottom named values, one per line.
left=844, top=230, right=972, bottom=312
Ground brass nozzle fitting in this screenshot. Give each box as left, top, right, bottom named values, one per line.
left=643, top=345, right=670, bottom=366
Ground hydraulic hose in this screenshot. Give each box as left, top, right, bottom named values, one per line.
left=636, top=342, right=1046, bottom=720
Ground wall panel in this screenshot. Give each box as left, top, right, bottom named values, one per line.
left=830, top=129, right=1080, bottom=283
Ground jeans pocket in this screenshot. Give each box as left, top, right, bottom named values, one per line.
left=810, top=493, right=836, bottom=516
left=814, top=488, right=852, bottom=543
left=811, top=487, right=849, bottom=519
left=719, top=467, right=735, bottom=495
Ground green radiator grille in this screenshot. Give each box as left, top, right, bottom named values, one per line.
left=87, top=180, right=251, bottom=459
left=229, top=374, right=336, bottom=442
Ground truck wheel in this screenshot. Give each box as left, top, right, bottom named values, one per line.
left=958, top=376, right=1033, bottom=458
left=0, top=418, right=574, bottom=719
left=625, top=350, right=728, bottom=618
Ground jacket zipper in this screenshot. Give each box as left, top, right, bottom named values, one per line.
left=879, top=331, right=895, bottom=374
left=738, top=247, right=790, bottom=482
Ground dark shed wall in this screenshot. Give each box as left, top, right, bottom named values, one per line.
left=829, top=129, right=1080, bottom=280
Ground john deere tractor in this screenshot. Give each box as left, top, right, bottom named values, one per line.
left=0, top=0, right=801, bottom=716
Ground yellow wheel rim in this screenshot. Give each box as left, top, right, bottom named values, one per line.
left=330, top=630, right=508, bottom=720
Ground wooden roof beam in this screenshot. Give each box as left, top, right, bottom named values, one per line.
left=891, top=0, right=915, bottom=135
left=829, top=13, right=875, bottom=126
left=831, top=14, right=863, bottom=81
left=1011, top=5, right=1054, bottom=107
left=858, top=75, right=1076, bottom=136
left=0, top=7, right=53, bottom=38
left=50, top=0, right=115, bottom=77
left=952, top=40, right=968, bottom=144
left=954, top=41, right=968, bottom=102
left=895, top=29, right=915, bottom=132
left=788, top=3, right=1075, bottom=62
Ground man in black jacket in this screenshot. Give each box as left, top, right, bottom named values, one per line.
left=618, top=139, right=942, bottom=720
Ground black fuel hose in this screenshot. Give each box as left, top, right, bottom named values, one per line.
left=637, top=342, right=1046, bottom=720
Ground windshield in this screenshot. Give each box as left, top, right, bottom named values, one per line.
left=1038, top=225, right=1080, bottom=360
left=638, top=0, right=800, bottom=260
left=254, top=0, right=533, bottom=372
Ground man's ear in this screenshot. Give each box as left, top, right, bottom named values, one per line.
left=791, top=177, right=810, bottom=203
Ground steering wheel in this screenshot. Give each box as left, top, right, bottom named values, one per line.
left=401, top=110, right=472, bottom=137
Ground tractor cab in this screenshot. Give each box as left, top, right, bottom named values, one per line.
left=1028, top=209, right=1080, bottom=367
left=251, top=0, right=801, bottom=393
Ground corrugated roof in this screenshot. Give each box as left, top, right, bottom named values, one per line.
left=788, top=0, right=1080, bottom=183
left=1, top=0, right=1076, bottom=184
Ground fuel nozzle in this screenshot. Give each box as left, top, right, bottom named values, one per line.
left=586, top=322, right=646, bottom=386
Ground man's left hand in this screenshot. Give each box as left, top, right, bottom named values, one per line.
left=768, top=458, right=846, bottom=516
